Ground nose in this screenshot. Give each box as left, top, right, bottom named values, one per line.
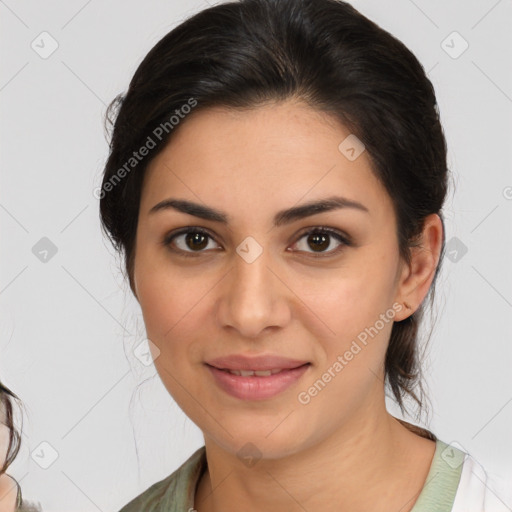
left=216, top=241, right=292, bottom=339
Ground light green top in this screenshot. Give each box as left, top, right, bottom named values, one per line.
left=118, top=439, right=465, bottom=511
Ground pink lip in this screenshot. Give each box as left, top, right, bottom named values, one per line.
left=206, top=354, right=310, bottom=371
left=205, top=363, right=311, bottom=400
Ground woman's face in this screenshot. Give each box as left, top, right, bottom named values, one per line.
left=133, top=100, right=412, bottom=458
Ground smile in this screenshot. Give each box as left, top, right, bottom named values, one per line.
left=206, top=363, right=311, bottom=400
left=222, top=368, right=285, bottom=376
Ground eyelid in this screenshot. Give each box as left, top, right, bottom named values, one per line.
left=294, top=226, right=351, bottom=244
left=162, top=225, right=352, bottom=257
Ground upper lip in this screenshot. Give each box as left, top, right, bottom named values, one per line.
left=206, top=354, right=310, bottom=371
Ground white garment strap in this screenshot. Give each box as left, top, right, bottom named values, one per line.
left=451, top=455, right=512, bottom=512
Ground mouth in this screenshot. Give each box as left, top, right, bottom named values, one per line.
left=205, top=363, right=311, bottom=400
left=213, top=365, right=308, bottom=377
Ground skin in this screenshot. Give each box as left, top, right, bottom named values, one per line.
left=0, top=423, right=17, bottom=512
left=132, top=98, right=444, bottom=512
left=0, top=474, right=17, bottom=512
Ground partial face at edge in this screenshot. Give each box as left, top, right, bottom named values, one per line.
left=132, top=99, right=411, bottom=458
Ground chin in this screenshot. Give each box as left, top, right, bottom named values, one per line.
left=205, top=420, right=309, bottom=462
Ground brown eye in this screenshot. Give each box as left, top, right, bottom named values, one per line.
left=184, top=232, right=209, bottom=251
left=291, top=228, right=351, bottom=257
left=307, top=232, right=330, bottom=252
left=163, top=228, right=220, bottom=255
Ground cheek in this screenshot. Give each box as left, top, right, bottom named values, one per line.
left=134, top=243, right=192, bottom=338
left=295, top=279, right=395, bottom=416
left=134, top=260, right=214, bottom=365
left=296, top=268, right=395, bottom=341
left=135, top=270, right=207, bottom=408
left=291, top=260, right=397, bottom=392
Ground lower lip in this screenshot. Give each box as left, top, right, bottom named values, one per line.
left=206, top=363, right=310, bottom=400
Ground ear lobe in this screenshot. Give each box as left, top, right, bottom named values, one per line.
left=131, top=275, right=139, bottom=302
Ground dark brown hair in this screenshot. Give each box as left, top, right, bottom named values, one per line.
left=99, top=0, right=448, bottom=420
left=0, top=381, right=21, bottom=475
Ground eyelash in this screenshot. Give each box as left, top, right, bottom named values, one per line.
left=162, top=226, right=352, bottom=259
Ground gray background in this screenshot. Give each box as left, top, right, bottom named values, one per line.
left=1, top=0, right=511, bottom=510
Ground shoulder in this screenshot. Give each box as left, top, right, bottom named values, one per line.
left=452, top=448, right=512, bottom=512
left=0, top=473, right=18, bottom=512
left=0, top=473, right=43, bottom=512
left=117, top=446, right=207, bottom=512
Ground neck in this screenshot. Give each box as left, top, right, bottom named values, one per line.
left=195, top=398, right=436, bottom=512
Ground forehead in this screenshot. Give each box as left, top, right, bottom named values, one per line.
left=141, top=100, right=394, bottom=223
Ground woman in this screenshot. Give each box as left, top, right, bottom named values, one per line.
left=99, top=0, right=510, bottom=510
left=0, top=382, right=41, bottom=512
left=0, top=381, right=21, bottom=511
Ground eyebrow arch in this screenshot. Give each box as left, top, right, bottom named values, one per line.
left=148, top=195, right=369, bottom=227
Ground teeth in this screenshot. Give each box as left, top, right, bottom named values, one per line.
left=226, top=368, right=283, bottom=376
left=254, top=370, right=272, bottom=376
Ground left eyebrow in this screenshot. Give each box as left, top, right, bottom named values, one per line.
left=148, top=195, right=369, bottom=227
